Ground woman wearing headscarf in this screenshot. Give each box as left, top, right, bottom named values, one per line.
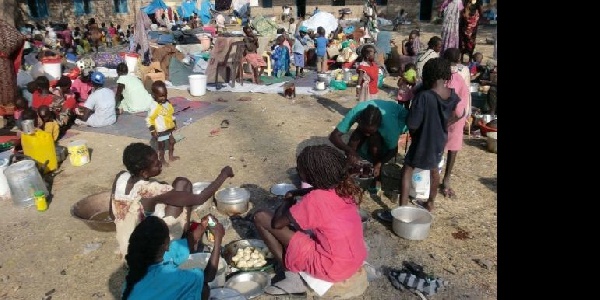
left=439, top=0, right=463, bottom=54
left=0, top=19, right=25, bottom=115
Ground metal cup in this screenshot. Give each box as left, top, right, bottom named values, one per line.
left=21, top=120, right=35, bottom=134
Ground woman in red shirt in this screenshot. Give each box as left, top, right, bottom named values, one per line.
left=253, top=145, right=367, bottom=296
left=356, top=45, right=380, bottom=101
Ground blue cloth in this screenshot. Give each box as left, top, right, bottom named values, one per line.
left=163, top=238, right=191, bottom=266
left=179, top=0, right=197, bottom=18
left=199, top=0, right=214, bottom=25
left=375, top=31, right=392, bottom=56
left=336, top=100, right=408, bottom=161
left=315, top=36, right=328, bottom=57
left=123, top=260, right=204, bottom=299
left=271, top=45, right=290, bottom=77
left=143, top=0, right=168, bottom=14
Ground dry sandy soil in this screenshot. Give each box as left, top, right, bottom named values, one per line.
left=0, top=24, right=497, bottom=300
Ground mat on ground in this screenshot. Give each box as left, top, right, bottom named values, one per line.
left=71, top=97, right=225, bottom=140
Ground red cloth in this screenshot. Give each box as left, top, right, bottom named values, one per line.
left=357, top=64, right=379, bottom=95
left=286, top=189, right=367, bottom=282
left=31, top=91, right=54, bottom=109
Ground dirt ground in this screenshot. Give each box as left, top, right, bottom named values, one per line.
left=0, top=23, right=497, bottom=299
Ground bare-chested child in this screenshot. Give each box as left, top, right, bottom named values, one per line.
left=146, top=80, right=179, bottom=166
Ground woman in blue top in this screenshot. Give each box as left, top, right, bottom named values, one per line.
left=122, top=215, right=225, bottom=300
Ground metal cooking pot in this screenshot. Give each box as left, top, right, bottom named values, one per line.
left=214, top=187, right=250, bottom=216
left=391, top=206, right=433, bottom=240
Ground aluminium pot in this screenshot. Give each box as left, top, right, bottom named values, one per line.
left=214, top=187, right=250, bottom=216
left=391, top=206, right=433, bottom=240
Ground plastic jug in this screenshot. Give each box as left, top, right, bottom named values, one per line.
left=21, top=130, right=57, bottom=173
left=0, top=158, right=11, bottom=199
left=4, top=160, right=49, bottom=207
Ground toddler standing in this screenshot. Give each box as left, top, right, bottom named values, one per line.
left=146, top=81, right=179, bottom=166
left=314, top=26, right=329, bottom=73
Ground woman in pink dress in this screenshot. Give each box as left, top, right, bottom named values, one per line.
left=440, top=48, right=470, bottom=198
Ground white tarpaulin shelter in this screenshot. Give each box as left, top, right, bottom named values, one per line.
left=300, top=12, right=339, bottom=36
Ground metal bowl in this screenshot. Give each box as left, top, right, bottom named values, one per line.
left=270, top=183, right=297, bottom=196
left=179, top=253, right=228, bottom=288
left=223, top=239, right=274, bottom=272
left=209, top=287, right=247, bottom=300
left=225, top=271, right=271, bottom=299
left=391, top=206, right=433, bottom=240
left=358, top=208, right=370, bottom=231
left=352, top=175, right=375, bottom=190
left=70, top=191, right=115, bottom=232
left=193, top=181, right=212, bottom=194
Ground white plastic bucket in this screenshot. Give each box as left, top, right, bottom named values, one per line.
left=124, top=53, right=139, bottom=74
left=41, top=57, right=62, bottom=80
left=189, top=74, right=207, bottom=96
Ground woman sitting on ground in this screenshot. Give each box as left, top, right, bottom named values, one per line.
left=110, top=142, right=234, bottom=260
left=115, top=63, right=153, bottom=114
left=121, top=215, right=225, bottom=300
left=253, top=145, right=368, bottom=296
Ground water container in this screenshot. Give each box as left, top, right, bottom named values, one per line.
left=21, top=130, right=57, bottom=173
left=123, top=53, right=140, bottom=74
left=0, top=159, right=11, bottom=199
left=4, top=160, right=49, bottom=207
left=189, top=74, right=207, bottom=96
left=409, top=168, right=430, bottom=200
left=41, top=57, right=62, bottom=81
left=67, top=140, right=90, bottom=166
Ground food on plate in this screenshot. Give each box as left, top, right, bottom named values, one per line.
left=230, top=246, right=272, bottom=269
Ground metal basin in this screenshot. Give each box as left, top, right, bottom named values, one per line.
left=222, top=239, right=274, bottom=272
left=225, top=271, right=271, bottom=299
left=358, top=208, right=370, bottom=231
left=270, top=183, right=297, bottom=196
left=210, top=288, right=247, bottom=300
left=70, top=191, right=115, bottom=232
left=179, top=253, right=228, bottom=288
left=214, top=187, right=250, bottom=216
left=391, top=206, right=433, bottom=240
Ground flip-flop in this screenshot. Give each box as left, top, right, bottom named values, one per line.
left=376, top=210, right=393, bottom=223
left=410, top=198, right=427, bottom=209
left=264, top=284, right=307, bottom=297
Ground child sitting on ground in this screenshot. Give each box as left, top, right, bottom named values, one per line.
left=468, top=52, right=484, bottom=81
left=147, top=81, right=178, bottom=166
left=242, top=26, right=267, bottom=84
left=37, top=105, right=59, bottom=142
left=396, top=62, right=417, bottom=109
left=110, top=142, right=235, bottom=260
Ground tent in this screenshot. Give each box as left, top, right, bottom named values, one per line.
left=143, top=0, right=168, bottom=14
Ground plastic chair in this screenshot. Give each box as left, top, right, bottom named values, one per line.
left=215, top=40, right=246, bottom=88
left=262, top=51, right=272, bottom=77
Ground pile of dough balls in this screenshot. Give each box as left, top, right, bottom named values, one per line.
left=231, top=246, right=272, bottom=269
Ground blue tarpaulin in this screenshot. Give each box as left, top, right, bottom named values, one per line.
left=177, top=0, right=197, bottom=18
left=143, top=0, right=168, bottom=14
left=199, top=0, right=213, bottom=25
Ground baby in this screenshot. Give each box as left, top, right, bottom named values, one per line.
left=397, top=63, right=417, bottom=109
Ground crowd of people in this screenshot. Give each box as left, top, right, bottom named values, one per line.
left=0, top=1, right=497, bottom=299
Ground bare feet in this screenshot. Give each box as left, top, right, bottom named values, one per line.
left=161, top=158, right=170, bottom=167
left=169, top=156, right=180, bottom=162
